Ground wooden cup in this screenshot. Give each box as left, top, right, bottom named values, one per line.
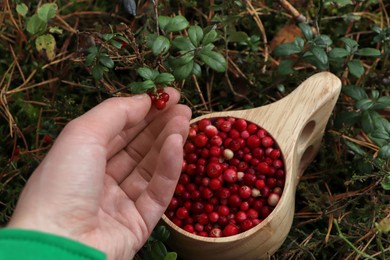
left=161, top=72, right=342, bottom=259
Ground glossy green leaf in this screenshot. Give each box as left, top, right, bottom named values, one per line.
left=324, top=0, right=353, bottom=7
left=342, top=85, right=368, bottom=100
left=273, top=42, right=302, bottom=57
left=155, top=73, right=175, bottom=84
left=164, top=252, right=177, bottom=260
left=27, top=15, right=47, bottom=35
left=158, top=16, right=171, bottom=31
left=152, top=35, right=170, bottom=56
left=355, top=99, right=373, bottom=110
left=137, top=67, right=159, bottom=80
left=16, top=3, right=28, bottom=17
left=153, top=226, right=170, bottom=242
left=165, top=15, right=189, bottom=33
left=310, top=46, right=328, bottom=65
left=37, top=3, right=57, bottom=22
left=329, top=48, right=350, bottom=58
left=278, top=59, right=295, bottom=75
left=92, top=64, right=104, bottom=80
left=101, top=33, right=113, bottom=41
left=188, top=25, right=204, bottom=46
left=334, top=111, right=361, bottom=128
left=347, top=60, right=364, bottom=78
left=356, top=48, right=381, bottom=57
left=99, top=55, right=114, bottom=69
left=85, top=52, right=96, bottom=66
left=172, top=36, right=195, bottom=51
left=168, top=52, right=194, bottom=67
left=199, top=49, right=227, bottom=72
left=294, top=37, right=305, bottom=49
left=313, top=35, right=332, bottom=47
left=202, top=30, right=218, bottom=45
left=130, top=80, right=155, bottom=94
left=381, top=175, right=390, bottom=190
left=192, top=62, right=202, bottom=77
left=173, top=61, right=194, bottom=80
left=298, top=23, right=313, bottom=40
left=341, top=37, right=359, bottom=53
left=110, top=39, right=123, bottom=49
left=378, top=144, right=390, bottom=159
left=150, top=241, right=167, bottom=260
left=345, top=140, right=366, bottom=156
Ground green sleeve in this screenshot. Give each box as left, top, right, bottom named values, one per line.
left=0, top=228, right=106, bottom=260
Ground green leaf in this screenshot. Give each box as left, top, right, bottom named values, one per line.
left=355, top=99, right=373, bottom=110
left=99, top=55, right=114, bottom=69
left=49, top=26, right=63, bottom=34
left=92, top=64, right=104, bottom=80
left=110, top=39, right=123, bottom=49
left=313, top=35, right=332, bottom=47
left=130, top=80, right=155, bottom=94
left=168, top=52, right=194, bottom=67
left=347, top=60, right=364, bottom=78
left=294, top=37, right=305, bottom=50
left=345, top=140, right=366, bottom=156
left=101, top=33, right=113, bottom=41
left=381, top=175, right=390, bottom=190
left=35, top=34, right=56, bottom=61
left=173, top=61, right=194, bottom=80
left=155, top=73, right=175, bottom=84
left=137, top=67, right=159, bottom=80
left=342, top=85, right=368, bottom=100
left=334, top=111, right=361, bottom=128
left=273, top=42, right=302, bottom=57
left=152, top=226, right=171, bottom=242
left=202, top=30, right=218, bottom=45
left=324, top=0, right=353, bottom=7
left=158, top=16, right=172, bottom=31
left=150, top=241, right=168, bottom=260
left=165, top=15, right=189, bottom=33
left=192, top=62, right=202, bottom=77
left=360, top=110, right=389, bottom=134
left=378, top=144, right=390, bottom=159
left=278, top=59, right=295, bottom=76
left=355, top=48, right=381, bottom=57
left=298, top=23, right=313, bottom=40
left=340, top=37, right=359, bottom=53
left=199, top=49, right=227, bottom=72
left=310, top=46, right=328, bottom=65
left=85, top=52, right=96, bottom=66
left=16, top=3, right=28, bottom=17
left=164, top=252, right=177, bottom=260
left=329, top=48, right=350, bottom=58
left=152, top=35, right=170, bottom=56
left=37, top=3, right=57, bottom=23
left=172, top=36, right=195, bottom=51
left=227, top=31, right=249, bottom=43
left=188, top=25, right=204, bottom=47
left=27, top=14, right=47, bottom=35
left=87, top=46, right=98, bottom=54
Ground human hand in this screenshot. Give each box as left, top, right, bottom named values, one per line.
left=7, top=88, right=191, bottom=259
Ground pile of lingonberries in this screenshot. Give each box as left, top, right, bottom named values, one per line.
left=165, top=117, right=285, bottom=237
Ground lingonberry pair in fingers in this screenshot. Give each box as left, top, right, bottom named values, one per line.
left=148, top=88, right=170, bottom=110
left=166, top=117, right=285, bottom=237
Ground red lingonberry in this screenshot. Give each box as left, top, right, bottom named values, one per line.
left=261, top=136, right=274, bottom=147
left=160, top=92, right=170, bottom=102
left=206, top=162, right=223, bottom=178
left=209, top=178, right=222, bottom=190
left=239, top=186, right=252, bottom=199
left=257, top=162, right=270, bottom=174
left=247, top=135, right=261, bottom=149
left=154, top=99, right=166, bottom=110
left=197, top=118, right=211, bottom=131
left=205, top=125, right=218, bottom=137
left=223, top=168, right=238, bottom=183
left=209, top=228, right=222, bottom=238
left=194, top=134, right=208, bottom=147
left=240, top=219, right=254, bottom=231
left=223, top=224, right=240, bottom=237
left=209, top=212, right=219, bottom=223
left=176, top=207, right=189, bottom=219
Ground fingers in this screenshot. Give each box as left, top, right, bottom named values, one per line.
left=134, top=133, right=184, bottom=233
left=117, top=115, right=189, bottom=199
left=106, top=87, right=183, bottom=158
left=107, top=105, right=191, bottom=184
left=59, top=94, right=151, bottom=147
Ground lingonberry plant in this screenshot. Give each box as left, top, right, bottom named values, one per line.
left=165, top=117, right=285, bottom=237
